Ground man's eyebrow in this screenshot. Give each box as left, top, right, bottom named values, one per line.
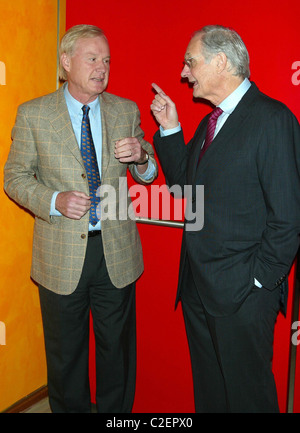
left=85, top=52, right=111, bottom=58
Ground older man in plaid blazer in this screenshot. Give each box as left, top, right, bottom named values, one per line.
left=4, top=25, right=157, bottom=413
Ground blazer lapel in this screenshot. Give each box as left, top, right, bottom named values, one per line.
left=100, top=92, right=118, bottom=178
left=47, top=89, right=121, bottom=178
left=48, top=87, right=84, bottom=168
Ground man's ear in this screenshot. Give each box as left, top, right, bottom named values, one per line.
left=215, top=52, right=227, bottom=74
left=61, top=53, right=71, bottom=72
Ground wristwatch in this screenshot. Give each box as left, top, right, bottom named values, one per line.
left=136, top=152, right=149, bottom=165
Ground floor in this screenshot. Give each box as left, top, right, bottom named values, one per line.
left=21, top=398, right=98, bottom=413
left=22, top=397, right=52, bottom=413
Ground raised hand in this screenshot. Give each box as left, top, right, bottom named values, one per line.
left=150, top=83, right=179, bottom=130
left=114, top=137, right=147, bottom=163
left=114, top=137, right=149, bottom=173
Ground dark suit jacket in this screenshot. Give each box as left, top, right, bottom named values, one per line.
left=154, top=83, right=300, bottom=317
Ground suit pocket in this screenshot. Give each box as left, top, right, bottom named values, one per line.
left=222, top=240, right=260, bottom=276
left=221, top=240, right=261, bottom=304
left=222, top=240, right=261, bottom=256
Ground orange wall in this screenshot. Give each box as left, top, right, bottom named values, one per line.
left=0, top=0, right=66, bottom=411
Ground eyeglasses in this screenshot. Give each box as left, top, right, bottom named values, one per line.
left=183, top=54, right=202, bottom=69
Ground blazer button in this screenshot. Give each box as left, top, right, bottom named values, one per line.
left=81, top=173, right=86, bottom=179
left=81, top=234, right=86, bottom=239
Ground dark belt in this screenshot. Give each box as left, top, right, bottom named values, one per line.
left=88, top=230, right=101, bottom=237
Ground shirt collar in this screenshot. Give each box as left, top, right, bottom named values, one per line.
left=63, top=82, right=100, bottom=118
left=218, top=78, right=251, bottom=114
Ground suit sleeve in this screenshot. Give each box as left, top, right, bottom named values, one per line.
left=153, top=128, right=189, bottom=190
left=253, top=107, right=300, bottom=289
left=4, top=104, right=55, bottom=223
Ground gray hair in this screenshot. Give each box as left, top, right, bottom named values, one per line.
left=59, top=24, right=107, bottom=81
left=193, top=25, right=250, bottom=78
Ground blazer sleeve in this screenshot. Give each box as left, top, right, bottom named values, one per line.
left=127, top=103, right=158, bottom=185
left=4, top=104, right=55, bottom=223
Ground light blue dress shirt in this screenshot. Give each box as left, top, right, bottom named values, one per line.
left=51, top=83, right=155, bottom=230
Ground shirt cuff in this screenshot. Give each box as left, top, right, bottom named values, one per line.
left=134, top=159, right=156, bottom=181
left=254, top=278, right=262, bottom=288
left=50, top=191, right=62, bottom=216
left=159, top=123, right=181, bottom=137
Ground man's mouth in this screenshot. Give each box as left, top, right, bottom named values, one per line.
left=189, top=80, right=198, bottom=88
left=91, top=77, right=105, bottom=82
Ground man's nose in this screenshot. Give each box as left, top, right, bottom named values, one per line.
left=181, top=64, right=190, bottom=78
left=95, top=61, right=106, bottom=72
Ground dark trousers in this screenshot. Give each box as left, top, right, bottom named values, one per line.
left=39, top=233, right=136, bottom=413
left=180, top=259, right=281, bottom=413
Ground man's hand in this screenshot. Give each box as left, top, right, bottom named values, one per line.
left=55, top=191, right=91, bottom=219
left=150, top=83, right=179, bottom=130
left=114, top=137, right=146, bottom=161
left=114, top=137, right=149, bottom=174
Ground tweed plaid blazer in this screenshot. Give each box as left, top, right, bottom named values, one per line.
left=4, top=86, right=158, bottom=294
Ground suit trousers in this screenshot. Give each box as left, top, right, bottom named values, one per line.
left=38, top=233, right=136, bottom=413
left=180, top=257, right=281, bottom=413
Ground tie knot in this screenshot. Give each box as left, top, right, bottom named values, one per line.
left=82, top=105, right=90, bottom=117
left=210, top=107, right=223, bottom=120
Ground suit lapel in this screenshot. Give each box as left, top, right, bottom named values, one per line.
left=100, top=92, right=118, bottom=178
left=188, top=117, right=208, bottom=184
left=48, top=86, right=84, bottom=168
left=193, top=83, right=258, bottom=182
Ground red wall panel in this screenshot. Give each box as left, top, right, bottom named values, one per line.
left=66, top=0, right=300, bottom=412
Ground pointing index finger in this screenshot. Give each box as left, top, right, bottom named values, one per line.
left=152, top=83, right=166, bottom=96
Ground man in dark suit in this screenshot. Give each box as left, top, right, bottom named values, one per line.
left=151, top=25, right=300, bottom=412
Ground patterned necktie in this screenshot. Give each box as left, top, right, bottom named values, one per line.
left=81, top=105, right=101, bottom=226
left=199, top=107, right=223, bottom=162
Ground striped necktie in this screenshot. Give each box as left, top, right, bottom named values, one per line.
left=80, top=105, right=101, bottom=226
left=199, top=107, right=223, bottom=162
